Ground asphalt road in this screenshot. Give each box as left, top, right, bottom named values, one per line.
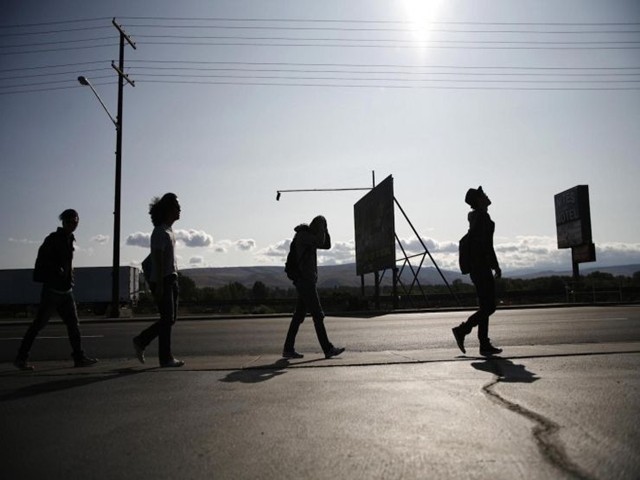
left=1, top=305, right=639, bottom=362
left=1, top=305, right=639, bottom=479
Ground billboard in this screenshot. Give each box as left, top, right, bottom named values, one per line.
left=354, top=175, right=395, bottom=276
left=554, top=185, right=592, bottom=249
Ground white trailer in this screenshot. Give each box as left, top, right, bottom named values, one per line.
left=0, top=266, right=141, bottom=309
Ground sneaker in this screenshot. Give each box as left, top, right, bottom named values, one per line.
left=479, top=340, right=503, bottom=357
left=282, top=350, right=304, bottom=359
left=13, top=359, right=34, bottom=371
left=133, top=338, right=145, bottom=364
left=160, top=358, right=185, bottom=368
left=452, top=325, right=467, bottom=354
left=325, top=346, right=345, bottom=359
left=74, top=355, right=99, bottom=368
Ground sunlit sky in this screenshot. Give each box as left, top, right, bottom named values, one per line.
left=1, top=0, right=639, bottom=275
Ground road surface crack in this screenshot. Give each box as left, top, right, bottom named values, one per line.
left=480, top=359, right=596, bottom=480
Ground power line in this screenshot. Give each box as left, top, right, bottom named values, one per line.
left=118, top=16, right=640, bottom=26
left=136, top=78, right=640, bottom=91
left=127, top=65, right=640, bottom=77
left=0, top=60, right=110, bottom=74
left=132, top=34, right=640, bottom=46
left=127, top=59, right=640, bottom=71
left=132, top=72, right=640, bottom=84
left=0, top=26, right=112, bottom=37
left=0, top=74, right=113, bottom=89
left=0, top=17, right=110, bottom=28
left=0, top=43, right=118, bottom=55
left=0, top=36, right=116, bottom=48
left=0, top=81, right=115, bottom=95
left=137, top=39, right=640, bottom=50
left=125, top=23, right=640, bottom=34
left=0, top=67, right=111, bottom=81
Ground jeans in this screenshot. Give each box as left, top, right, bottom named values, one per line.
left=16, top=287, right=83, bottom=361
left=462, top=268, right=496, bottom=343
left=136, top=275, right=179, bottom=362
left=283, top=280, right=332, bottom=353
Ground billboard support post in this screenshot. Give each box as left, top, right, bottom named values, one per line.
left=555, top=185, right=596, bottom=284
left=354, top=175, right=460, bottom=309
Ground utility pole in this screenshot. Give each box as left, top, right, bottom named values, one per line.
left=109, top=19, right=136, bottom=317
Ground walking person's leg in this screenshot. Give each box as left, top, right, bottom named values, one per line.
left=158, top=276, right=183, bottom=367
left=14, top=288, right=55, bottom=369
left=58, top=292, right=97, bottom=367
left=283, top=286, right=306, bottom=358
left=452, top=268, right=495, bottom=354
left=299, top=281, right=344, bottom=358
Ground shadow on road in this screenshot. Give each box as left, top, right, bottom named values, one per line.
left=219, top=357, right=328, bottom=383
left=0, top=368, right=144, bottom=402
left=471, top=357, right=539, bottom=383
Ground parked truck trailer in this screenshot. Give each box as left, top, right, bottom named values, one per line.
left=0, top=266, right=141, bottom=311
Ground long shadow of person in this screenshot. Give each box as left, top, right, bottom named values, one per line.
left=220, top=357, right=328, bottom=384
left=220, top=359, right=290, bottom=384
left=471, top=357, right=539, bottom=383
left=0, top=368, right=143, bottom=402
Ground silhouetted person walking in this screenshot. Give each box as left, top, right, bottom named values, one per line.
left=453, top=187, right=503, bottom=356
left=133, top=193, right=184, bottom=368
left=283, top=215, right=344, bottom=359
left=14, top=209, right=98, bottom=370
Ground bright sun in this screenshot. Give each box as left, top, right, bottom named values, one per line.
left=401, top=0, right=443, bottom=44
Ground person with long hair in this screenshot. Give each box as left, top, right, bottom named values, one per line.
left=133, top=193, right=184, bottom=367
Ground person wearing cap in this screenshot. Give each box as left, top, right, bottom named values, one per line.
left=452, top=187, right=503, bottom=356
left=14, top=209, right=99, bottom=370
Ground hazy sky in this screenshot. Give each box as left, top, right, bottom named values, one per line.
left=1, top=0, right=639, bottom=275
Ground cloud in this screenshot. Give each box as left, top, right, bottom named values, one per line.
left=236, top=239, right=256, bottom=251
left=256, top=239, right=291, bottom=261
left=175, top=229, right=213, bottom=248
left=8, top=237, right=38, bottom=245
left=126, top=229, right=215, bottom=249
left=90, top=234, right=109, bottom=244
left=125, top=232, right=150, bottom=248
left=318, top=240, right=355, bottom=265
left=213, top=239, right=233, bottom=253
left=189, top=256, right=204, bottom=266
left=252, top=235, right=640, bottom=273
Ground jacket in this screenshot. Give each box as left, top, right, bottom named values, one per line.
left=292, top=224, right=331, bottom=284
left=467, top=210, right=499, bottom=272
left=37, top=227, right=75, bottom=291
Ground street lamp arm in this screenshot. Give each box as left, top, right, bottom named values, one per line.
left=77, top=76, right=118, bottom=128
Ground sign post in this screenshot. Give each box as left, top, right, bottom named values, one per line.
left=554, top=185, right=596, bottom=281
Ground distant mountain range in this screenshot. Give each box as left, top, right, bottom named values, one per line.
left=181, top=263, right=640, bottom=289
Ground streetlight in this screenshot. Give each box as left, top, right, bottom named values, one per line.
left=78, top=19, right=135, bottom=318
left=77, top=75, right=123, bottom=318
left=77, top=76, right=117, bottom=127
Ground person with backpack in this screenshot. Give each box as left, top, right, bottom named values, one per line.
left=132, top=193, right=185, bottom=368
left=14, top=209, right=98, bottom=370
left=452, top=187, right=503, bottom=357
left=283, top=215, right=345, bottom=359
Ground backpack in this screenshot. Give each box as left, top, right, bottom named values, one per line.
left=33, top=237, right=51, bottom=283
left=141, top=254, right=153, bottom=284
left=458, top=233, right=471, bottom=275
left=284, top=239, right=300, bottom=281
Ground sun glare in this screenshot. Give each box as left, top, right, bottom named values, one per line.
left=401, top=0, right=443, bottom=44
